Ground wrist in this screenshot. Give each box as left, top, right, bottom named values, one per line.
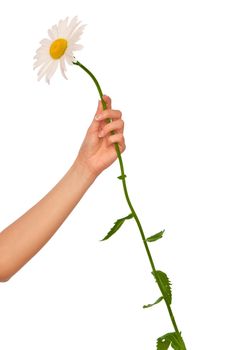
left=71, top=157, right=98, bottom=183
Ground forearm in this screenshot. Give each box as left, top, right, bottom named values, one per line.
left=0, top=161, right=96, bottom=281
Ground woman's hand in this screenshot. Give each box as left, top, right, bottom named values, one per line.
left=75, top=95, right=126, bottom=177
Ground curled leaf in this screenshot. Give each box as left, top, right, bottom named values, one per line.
left=100, top=213, right=133, bottom=241
left=146, top=230, right=165, bottom=242
left=143, top=296, right=163, bottom=309
left=157, top=332, right=186, bottom=350
left=152, top=270, right=172, bottom=305
left=157, top=336, right=171, bottom=350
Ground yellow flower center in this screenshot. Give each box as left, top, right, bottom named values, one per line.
left=50, top=38, right=68, bottom=59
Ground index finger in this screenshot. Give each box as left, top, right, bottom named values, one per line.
left=95, top=109, right=122, bottom=121
left=98, top=95, right=112, bottom=113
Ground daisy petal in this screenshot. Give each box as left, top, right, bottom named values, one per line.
left=65, top=54, right=74, bottom=65
left=66, top=17, right=80, bottom=38
left=71, top=43, right=83, bottom=51
left=40, top=38, right=51, bottom=46
left=46, top=60, right=58, bottom=84
left=48, top=29, right=55, bottom=41
left=58, top=19, right=67, bottom=37
left=57, top=19, right=63, bottom=36
left=60, top=57, right=68, bottom=80
left=70, top=24, right=86, bottom=42
left=37, top=60, right=53, bottom=81
left=35, top=46, right=49, bottom=56
left=61, top=17, right=69, bottom=37
left=33, top=52, right=48, bottom=60
left=69, top=20, right=82, bottom=35
left=67, top=16, right=78, bottom=30
left=33, top=54, right=50, bottom=69
left=51, top=24, right=58, bottom=39
left=36, top=46, right=47, bottom=53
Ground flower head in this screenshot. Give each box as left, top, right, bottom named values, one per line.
left=33, top=16, right=86, bottom=83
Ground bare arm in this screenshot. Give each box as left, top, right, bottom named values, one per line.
left=0, top=96, right=125, bottom=282
left=0, top=163, right=96, bottom=282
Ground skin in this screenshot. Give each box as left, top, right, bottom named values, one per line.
left=0, top=95, right=125, bottom=282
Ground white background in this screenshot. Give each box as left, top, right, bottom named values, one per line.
left=0, top=0, right=232, bottom=349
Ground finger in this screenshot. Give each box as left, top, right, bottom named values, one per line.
left=98, top=119, right=124, bottom=138
left=95, top=100, right=102, bottom=117
left=103, top=95, right=112, bottom=109
left=95, top=95, right=112, bottom=116
left=107, top=133, right=126, bottom=152
left=95, top=109, right=122, bottom=121
left=88, top=96, right=112, bottom=133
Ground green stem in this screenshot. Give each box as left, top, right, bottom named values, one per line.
left=72, top=59, right=184, bottom=344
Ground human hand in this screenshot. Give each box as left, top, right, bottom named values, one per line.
left=74, top=95, right=126, bottom=177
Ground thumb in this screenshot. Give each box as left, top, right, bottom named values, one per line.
left=95, top=95, right=112, bottom=116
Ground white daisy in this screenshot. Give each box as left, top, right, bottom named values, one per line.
left=33, top=16, right=86, bottom=83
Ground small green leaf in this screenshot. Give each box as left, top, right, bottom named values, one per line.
left=157, top=336, right=171, bottom=350
left=152, top=270, right=172, bottom=305
left=157, top=332, right=186, bottom=350
left=143, top=296, right=163, bottom=309
left=146, top=230, right=165, bottom=242
left=100, top=213, right=133, bottom=241
left=117, top=174, right=127, bottom=180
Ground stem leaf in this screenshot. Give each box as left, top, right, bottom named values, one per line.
left=100, top=213, right=133, bottom=241
left=117, top=174, right=127, bottom=180
left=157, top=336, right=171, bottom=350
left=146, top=230, right=165, bottom=242
left=157, top=332, right=186, bottom=350
left=143, top=296, right=163, bottom=309
left=152, top=270, right=172, bottom=305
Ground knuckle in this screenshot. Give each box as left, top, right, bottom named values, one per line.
left=118, top=133, right=124, bottom=142
left=120, top=140, right=126, bottom=152
left=114, top=120, right=121, bottom=129
left=103, top=109, right=111, bottom=116
left=108, top=135, right=114, bottom=144
left=104, top=123, right=112, bottom=133
left=117, top=110, right=122, bottom=118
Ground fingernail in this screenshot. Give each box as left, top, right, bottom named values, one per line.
left=98, top=130, right=104, bottom=137
left=95, top=114, right=102, bottom=120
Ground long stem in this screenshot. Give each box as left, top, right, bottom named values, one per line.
left=73, top=59, right=184, bottom=341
